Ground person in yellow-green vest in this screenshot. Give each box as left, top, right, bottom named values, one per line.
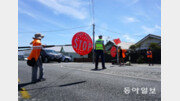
left=95, top=35, right=106, bottom=70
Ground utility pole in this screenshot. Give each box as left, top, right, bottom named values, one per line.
left=117, top=46, right=119, bottom=64
left=92, top=24, right=95, bottom=63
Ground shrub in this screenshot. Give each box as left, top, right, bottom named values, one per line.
left=136, top=55, right=145, bottom=63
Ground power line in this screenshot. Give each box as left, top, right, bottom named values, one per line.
left=91, top=0, right=95, bottom=24
left=88, top=0, right=95, bottom=25
left=96, top=26, right=122, bottom=34
left=18, top=25, right=91, bottom=33
left=88, top=0, right=92, bottom=23
left=88, top=0, right=96, bottom=63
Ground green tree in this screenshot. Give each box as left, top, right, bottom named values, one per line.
left=129, top=43, right=141, bottom=51
left=149, top=43, right=161, bottom=51
left=136, top=43, right=141, bottom=50
left=129, top=45, right=136, bottom=51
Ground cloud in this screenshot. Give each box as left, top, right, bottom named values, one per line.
left=58, top=33, right=73, bottom=37
left=155, top=25, right=161, bottom=30
left=142, top=26, right=155, bottom=33
left=18, top=1, right=67, bottom=29
left=100, top=23, right=108, bottom=29
left=19, top=7, right=37, bottom=19
left=37, top=0, right=88, bottom=20
left=40, top=17, right=67, bottom=28
left=116, top=0, right=139, bottom=6
left=142, top=25, right=161, bottom=34
left=19, top=8, right=66, bottom=28
left=18, top=1, right=38, bottom=19
left=123, top=34, right=136, bottom=42
left=131, top=0, right=139, bottom=5
left=123, top=16, right=139, bottom=23
left=155, top=3, right=161, bottom=11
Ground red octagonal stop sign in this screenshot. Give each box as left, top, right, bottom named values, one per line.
left=72, top=32, right=93, bottom=55
left=110, top=46, right=117, bottom=57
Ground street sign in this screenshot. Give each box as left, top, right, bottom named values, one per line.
left=110, top=46, right=117, bottom=57
left=72, top=32, right=93, bottom=55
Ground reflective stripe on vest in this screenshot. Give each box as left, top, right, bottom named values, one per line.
left=95, top=39, right=104, bottom=50
left=27, top=39, right=42, bottom=61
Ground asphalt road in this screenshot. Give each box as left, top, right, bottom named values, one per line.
left=18, top=61, right=161, bottom=101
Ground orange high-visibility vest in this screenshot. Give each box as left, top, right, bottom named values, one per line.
left=122, top=49, right=127, bottom=58
left=147, top=51, right=152, bottom=58
left=27, top=39, right=42, bottom=61
left=118, top=49, right=127, bottom=58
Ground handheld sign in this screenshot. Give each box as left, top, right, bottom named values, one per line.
left=110, top=46, right=117, bottom=57
left=72, top=32, right=93, bottom=55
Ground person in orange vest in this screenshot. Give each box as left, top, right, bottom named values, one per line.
left=118, top=46, right=127, bottom=66
left=28, top=33, right=46, bottom=83
left=147, top=48, right=153, bottom=66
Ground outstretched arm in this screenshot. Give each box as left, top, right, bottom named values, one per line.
left=30, top=41, right=33, bottom=45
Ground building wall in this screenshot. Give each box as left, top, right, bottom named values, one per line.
left=139, top=38, right=161, bottom=50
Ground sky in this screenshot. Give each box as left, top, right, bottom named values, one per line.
left=18, top=0, right=161, bottom=46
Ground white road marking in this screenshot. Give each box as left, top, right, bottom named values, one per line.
left=60, top=66, right=160, bottom=82
left=44, top=63, right=160, bottom=82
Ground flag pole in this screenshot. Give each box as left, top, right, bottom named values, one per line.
left=117, top=45, right=119, bottom=64
left=113, top=38, right=121, bottom=65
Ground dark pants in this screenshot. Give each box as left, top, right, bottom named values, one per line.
left=95, top=50, right=105, bottom=69
left=32, top=56, right=44, bottom=82
left=147, top=58, right=153, bottom=66
left=119, top=57, right=124, bottom=65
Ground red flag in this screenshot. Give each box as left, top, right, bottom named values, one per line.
left=113, top=38, right=121, bottom=45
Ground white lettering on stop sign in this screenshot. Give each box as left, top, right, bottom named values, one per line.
left=83, top=41, right=87, bottom=51
left=73, top=38, right=78, bottom=49
left=72, top=32, right=93, bottom=55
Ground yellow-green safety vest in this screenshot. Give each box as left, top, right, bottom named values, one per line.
left=95, top=39, right=104, bottom=50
